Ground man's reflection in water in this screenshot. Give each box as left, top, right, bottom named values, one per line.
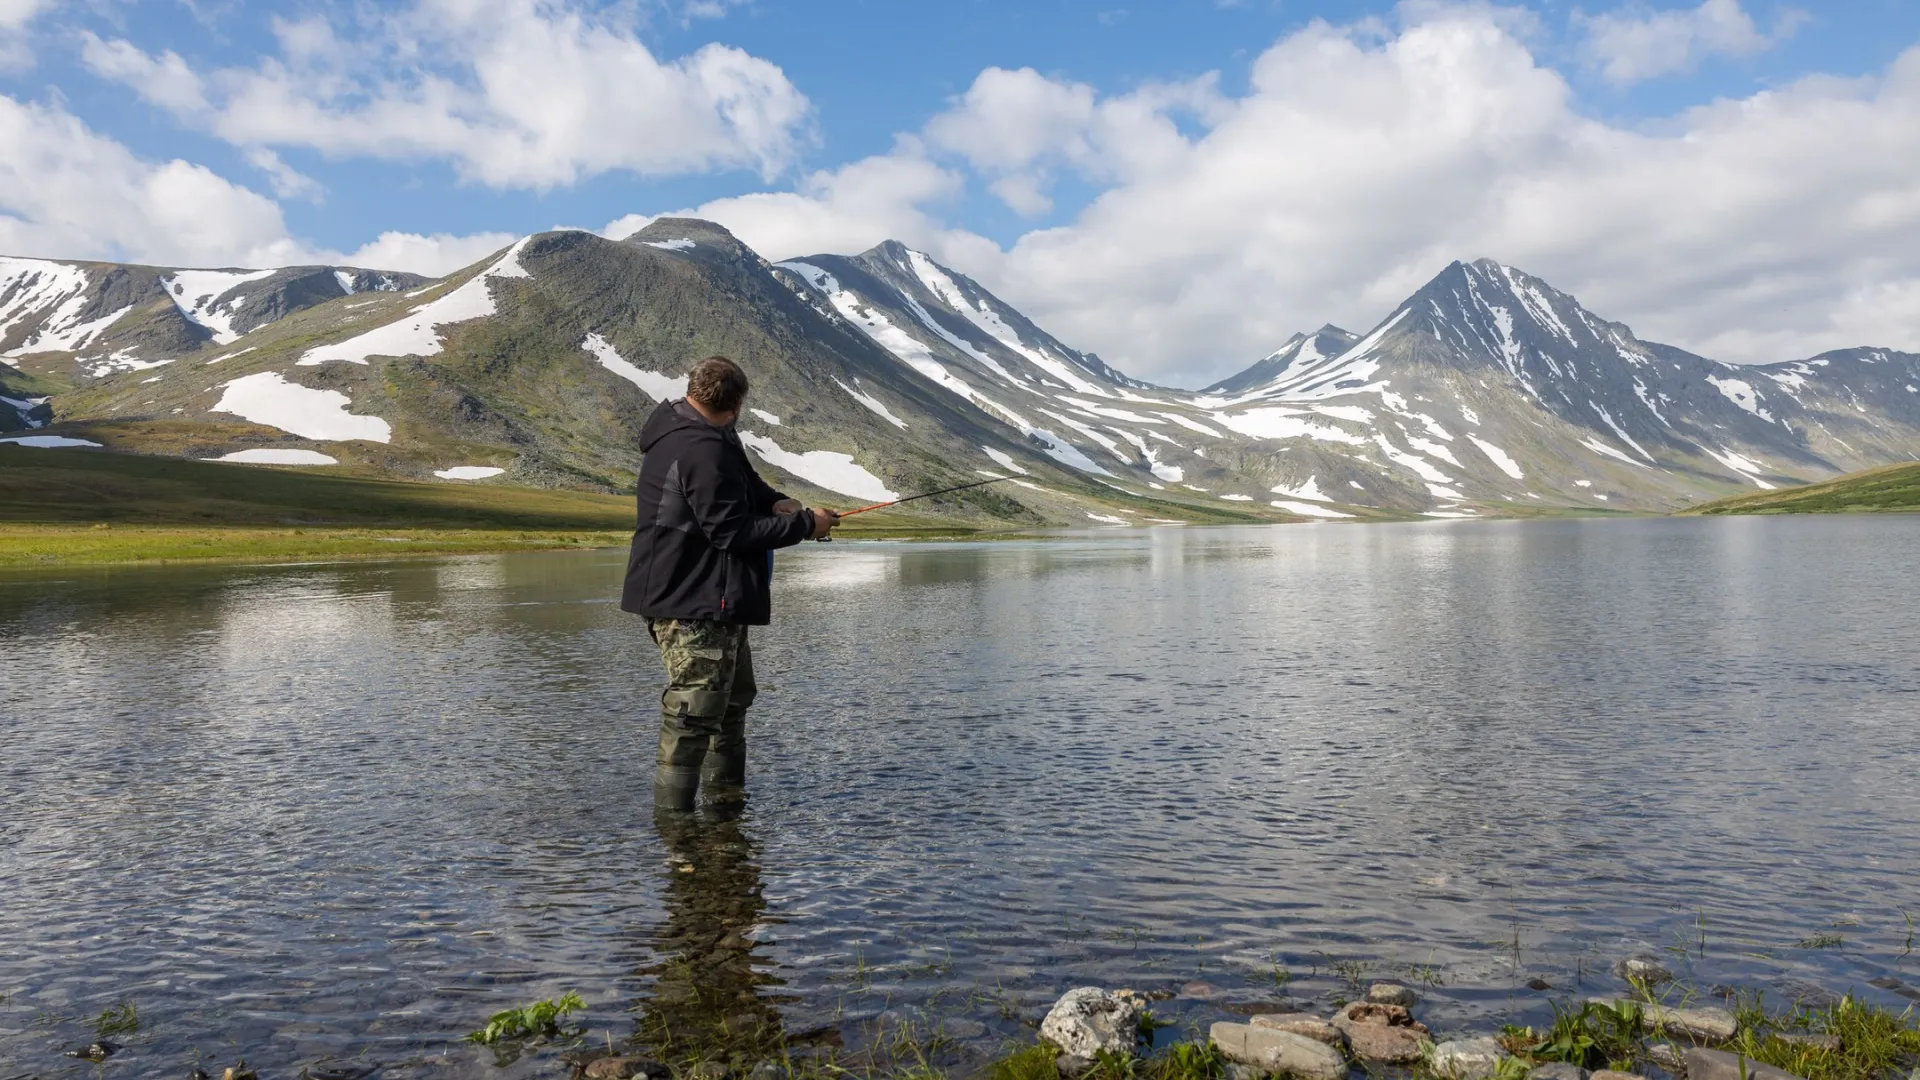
left=635, top=803, right=793, bottom=1066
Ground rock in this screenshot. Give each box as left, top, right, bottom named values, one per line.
left=1367, top=982, right=1419, bottom=1007
left=1591, top=1071, right=1645, bottom=1080
left=685, top=1063, right=728, bottom=1080
left=1647, top=1043, right=1685, bottom=1071
left=1057, top=1055, right=1095, bottom=1079
left=1181, top=981, right=1227, bottom=1000
left=1527, top=979, right=1555, bottom=992
left=1773, top=1033, right=1841, bottom=1053
left=588, top=1059, right=656, bottom=1080
left=939, top=1018, right=989, bottom=1040
left=1226, top=1066, right=1267, bottom=1080
left=1681, top=1049, right=1809, bottom=1080
left=1249, top=1014, right=1348, bottom=1050
left=1223, top=999, right=1315, bottom=1017
left=1430, top=1037, right=1511, bottom=1080
left=1040, top=988, right=1145, bottom=1059
left=222, top=1066, right=259, bottom=1080
left=1210, top=1022, right=1348, bottom=1080
left=1530, top=1064, right=1589, bottom=1080
left=1330, top=1002, right=1429, bottom=1064
left=748, top=1063, right=783, bottom=1080
left=1772, top=981, right=1843, bottom=1010
left=1643, top=1004, right=1738, bottom=1043
left=66, top=1042, right=120, bottom=1062
left=1615, top=956, right=1674, bottom=986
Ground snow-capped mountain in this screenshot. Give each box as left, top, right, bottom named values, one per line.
left=1200, top=258, right=1920, bottom=507
left=8, top=225, right=1920, bottom=522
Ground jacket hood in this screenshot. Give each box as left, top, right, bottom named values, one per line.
left=639, top=398, right=722, bottom=452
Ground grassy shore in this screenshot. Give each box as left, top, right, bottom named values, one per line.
left=0, top=446, right=990, bottom=566
left=1688, top=461, right=1920, bottom=515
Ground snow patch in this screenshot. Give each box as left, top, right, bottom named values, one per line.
left=644, top=238, right=696, bottom=251
left=167, top=268, right=277, bottom=345
left=982, top=447, right=1029, bottom=475
left=749, top=408, right=781, bottom=426
left=738, top=431, right=897, bottom=502
left=1579, top=437, right=1645, bottom=467
left=834, top=378, right=908, bottom=429
left=1214, top=407, right=1366, bottom=445
left=1271, top=476, right=1332, bottom=502
left=0, top=434, right=101, bottom=448
left=1271, top=500, right=1353, bottom=518
left=1706, top=374, right=1773, bottom=421
left=1220, top=493, right=1254, bottom=501
left=298, top=237, right=530, bottom=366
left=214, top=449, right=339, bottom=465
left=212, top=371, right=392, bottom=442
left=1466, top=435, right=1524, bottom=479
left=1703, top=446, right=1776, bottom=489
left=434, top=465, right=505, bottom=479
left=582, top=333, right=686, bottom=401
left=1085, top=512, right=1129, bottom=525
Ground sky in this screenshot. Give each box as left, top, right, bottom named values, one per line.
left=4, top=0, right=1920, bottom=387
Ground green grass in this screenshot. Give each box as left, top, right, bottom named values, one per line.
left=465, top=991, right=586, bottom=1045
left=1725, top=995, right=1920, bottom=1080
left=1689, top=461, right=1920, bottom=515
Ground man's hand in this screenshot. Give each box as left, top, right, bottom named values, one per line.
left=808, top=508, right=839, bottom=539
left=772, top=498, right=802, bottom=515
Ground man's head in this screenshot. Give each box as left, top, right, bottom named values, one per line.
left=684, top=355, right=750, bottom=426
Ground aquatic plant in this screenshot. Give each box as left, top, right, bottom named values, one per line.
left=464, top=991, right=585, bottom=1045
left=984, top=1043, right=1060, bottom=1080
left=94, top=1000, right=139, bottom=1037
left=1724, top=995, right=1920, bottom=1080
left=1502, top=1000, right=1644, bottom=1072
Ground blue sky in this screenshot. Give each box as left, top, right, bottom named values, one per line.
left=5, top=0, right=1920, bottom=383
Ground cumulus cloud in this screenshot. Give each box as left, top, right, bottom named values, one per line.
left=681, top=5, right=1920, bottom=385
left=0, top=0, right=56, bottom=70
left=1578, top=0, right=1804, bottom=86
left=0, top=93, right=512, bottom=275
left=80, top=0, right=814, bottom=190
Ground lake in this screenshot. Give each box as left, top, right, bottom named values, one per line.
left=2, top=517, right=1918, bottom=1078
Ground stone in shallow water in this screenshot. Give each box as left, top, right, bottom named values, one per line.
left=1591, top=1071, right=1645, bottom=1080
left=1642, top=1004, right=1738, bottom=1043
left=1331, top=1002, right=1428, bottom=1064
left=1249, top=1013, right=1347, bottom=1049
left=1615, top=956, right=1674, bottom=985
left=1430, top=1037, right=1511, bottom=1080
left=1647, top=1042, right=1685, bottom=1071
left=1210, top=1022, right=1348, bottom=1080
left=1530, top=1063, right=1589, bottom=1080
left=1773, top=1033, right=1841, bottom=1053
left=1041, top=988, right=1144, bottom=1059
left=1682, top=1048, right=1809, bottom=1080
left=1367, top=982, right=1419, bottom=1007
left=1528, top=979, right=1555, bottom=992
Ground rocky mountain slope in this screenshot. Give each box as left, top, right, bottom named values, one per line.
left=7, top=226, right=1920, bottom=523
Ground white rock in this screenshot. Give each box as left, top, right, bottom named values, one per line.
left=1431, top=1037, right=1511, bottom=1080
left=1040, top=988, right=1143, bottom=1059
left=1210, top=1023, right=1347, bottom=1080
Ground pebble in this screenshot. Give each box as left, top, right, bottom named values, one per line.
left=1682, top=1048, right=1809, bottom=1080
left=585, top=1059, right=649, bottom=1080
left=1430, top=1037, right=1511, bottom=1080
left=1040, top=988, right=1145, bottom=1059
left=1592, top=1071, right=1646, bottom=1080
left=1210, top=1022, right=1348, bottom=1080
left=65, top=1042, right=120, bottom=1062
left=1528, top=979, right=1555, bottom=992
left=1248, top=1013, right=1347, bottom=1049
left=1367, top=982, right=1419, bottom=1007
left=1530, top=1064, right=1590, bottom=1080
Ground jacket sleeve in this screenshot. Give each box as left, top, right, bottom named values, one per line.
left=681, top=446, right=814, bottom=553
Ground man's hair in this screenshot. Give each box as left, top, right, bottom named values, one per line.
left=686, top=355, right=750, bottom=414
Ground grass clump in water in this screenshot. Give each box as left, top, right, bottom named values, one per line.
left=984, top=1041, right=1225, bottom=1080
left=465, top=991, right=585, bottom=1045
left=1725, top=996, right=1920, bottom=1080
left=1500, top=1000, right=1646, bottom=1073
left=94, top=1000, right=139, bottom=1037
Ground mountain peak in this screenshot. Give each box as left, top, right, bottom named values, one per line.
left=626, top=217, right=757, bottom=259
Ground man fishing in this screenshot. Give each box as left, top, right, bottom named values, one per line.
left=622, top=356, right=838, bottom=811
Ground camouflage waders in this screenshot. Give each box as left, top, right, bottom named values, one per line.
left=647, top=617, right=757, bottom=810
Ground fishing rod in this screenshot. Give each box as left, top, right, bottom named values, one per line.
left=814, top=474, right=1016, bottom=540
left=837, top=474, right=1016, bottom=518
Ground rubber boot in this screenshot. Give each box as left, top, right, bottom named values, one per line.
left=653, top=764, right=700, bottom=813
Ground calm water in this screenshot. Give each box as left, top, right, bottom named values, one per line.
left=3, top=518, right=1918, bottom=1078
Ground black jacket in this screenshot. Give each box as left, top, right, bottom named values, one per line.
left=622, top=399, right=815, bottom=625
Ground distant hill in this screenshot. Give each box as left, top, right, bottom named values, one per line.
left=8, top=221, right=1920, bottom=524
left=1686, top=461, right=1920, bottom=515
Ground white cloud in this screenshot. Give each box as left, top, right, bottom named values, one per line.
left=80, top=0, right=814, bottom=190
left=0, top=0, right=55, bottom=70
left=244, top=147, right=324, bottom=201
left=686, top=5, right=1920, bottom=384
left=1578, top=0, right=1804, bottom=86
left=0, top=92, right=512, bottom=276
